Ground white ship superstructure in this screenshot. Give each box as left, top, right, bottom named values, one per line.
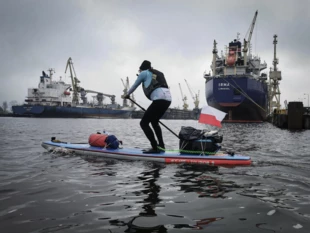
left=12, top=58, right=135, bottom=118
left=25, top=69, right=72, bottom=106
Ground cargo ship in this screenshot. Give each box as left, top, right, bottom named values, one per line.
left=12, top=58, right=134, bottom=118
left=204, top=11, right=269, bottom=122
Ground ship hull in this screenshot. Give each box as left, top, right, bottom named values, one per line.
left=12, top=105, right=132, bottom=119
left=205, top=77, right=268, bottom=122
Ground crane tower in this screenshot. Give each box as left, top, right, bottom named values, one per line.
left=121, top=77, right=135, bottom=108
left=268, top=35, right=282, bottom=114
left=179, top=83, right=188, bottom=110
left=184, top=79, right=200, bottom=109
left=65, top=57, right=81, bottom=106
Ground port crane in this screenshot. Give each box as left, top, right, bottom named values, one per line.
left=65, top=57, right=81, bottom=105
left=184, top=79, right=200, bottom=109
left=65, top=57, right=116, bottom=106
left=268, top=34, right=282, bottom=114
left=243, top=10, right=258, bottom=66
left=178, top=83, right=188, bottom=110
left=121, top=77, right=135, bottom=108
left=80, top=88, right=116, bottom=106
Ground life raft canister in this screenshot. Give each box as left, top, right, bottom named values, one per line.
left=226, top=50, right=236, bottom=66
left=88, top=133, right=108, bottom=147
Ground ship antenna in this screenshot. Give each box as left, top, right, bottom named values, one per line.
left=237, top=32, right=240, bottom=41
left=47, top=68, right=55, bottom=80
left=212, top=40, right=218, bottom=76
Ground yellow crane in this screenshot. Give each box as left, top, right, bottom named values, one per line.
left=65, top=57, right=81, bottom=105
left=178, top=83, right=188, bottom=110
left=121, top=77, right=135, bottom=108
left=184, top=79, right=200, bottom=109
left=80, top=88, right=116, bottom=106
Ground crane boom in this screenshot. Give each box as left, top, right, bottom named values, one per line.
left=178, top=83, right=184, bottom=100
left=243, top=11, right=258, bottom=66
left=127, top=76, right=136, bottom=108
left=65, top=57, right=80, bottom=105
left=121, top=79, right=127, bottom=89
left=247, top=10, right=258, bottom=47
left=121, top=78, right=128, bottom=107
left=184, top=79, right=195, bottom=100
left=82, top=89, right=115, bottom=97
left=184, top=79, right=200, bottom=109
left=178, top=83, right=188, bottom=110
left=80, top=88, right=116, bottom=105
left=121, top=77, right=135, bottom=107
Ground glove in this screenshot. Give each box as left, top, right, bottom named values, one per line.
left=121, top=94, right=130, bottom=99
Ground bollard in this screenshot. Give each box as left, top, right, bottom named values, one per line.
left=304, top=115, right=310, bottom=129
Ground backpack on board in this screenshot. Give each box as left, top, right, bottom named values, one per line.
left=178, top=126, right=222, bottom=155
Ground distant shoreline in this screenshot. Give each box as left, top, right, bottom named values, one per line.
left=0, top=113, right=13, bottom=117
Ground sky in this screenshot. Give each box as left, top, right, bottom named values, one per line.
left=1, top=0, right=310, bottom=110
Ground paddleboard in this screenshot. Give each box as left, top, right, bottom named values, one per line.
left=41, top=140, right=251, bottom=166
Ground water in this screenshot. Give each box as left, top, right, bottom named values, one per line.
left=0, top=117, right=310, bottom=233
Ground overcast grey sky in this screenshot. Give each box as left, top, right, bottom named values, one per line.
left=1, top=0, right=310, bottom=109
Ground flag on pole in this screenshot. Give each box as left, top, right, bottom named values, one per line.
left=198, top=105, right=227, bottom=128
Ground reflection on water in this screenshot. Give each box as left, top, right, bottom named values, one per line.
left=174, top=165, right=226, bottom=198
left=108, top=164, right=167, bottom=232
left=107, top=163, right=230, bottom=232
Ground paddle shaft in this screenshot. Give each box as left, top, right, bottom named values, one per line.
left=128, top=98, right=180, bottom=139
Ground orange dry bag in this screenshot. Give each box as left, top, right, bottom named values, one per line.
left=88, top=133, right=108, bottom=147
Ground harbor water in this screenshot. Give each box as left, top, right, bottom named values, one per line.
left=0, top=117, right=310, bottom=233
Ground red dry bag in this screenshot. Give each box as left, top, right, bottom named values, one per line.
left=88, top=133, right=108, bottom=147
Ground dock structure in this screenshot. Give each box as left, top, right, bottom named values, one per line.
left=272, top=102, right=310, bottom=130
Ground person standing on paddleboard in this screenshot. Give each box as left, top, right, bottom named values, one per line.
left=122, top=60, right=172, bottom=154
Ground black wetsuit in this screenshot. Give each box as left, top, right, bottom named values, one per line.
left=140, top=99, right=171, bottom=150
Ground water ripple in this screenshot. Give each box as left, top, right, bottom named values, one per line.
left=1, top=118, right=310, bottom=232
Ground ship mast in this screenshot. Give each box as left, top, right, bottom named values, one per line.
left=47, top=68, right=55, bottom=80
left=269, top=35, right=282, bottom=113
left=243, top=10, right=258, bottom=66
left=212, top=40, right=218, bottom=76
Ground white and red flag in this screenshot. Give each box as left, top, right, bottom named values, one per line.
left=198, top=105, right=227, bottom=128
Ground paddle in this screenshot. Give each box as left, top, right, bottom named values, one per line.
left=128, top=97, right=180, bottom=139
